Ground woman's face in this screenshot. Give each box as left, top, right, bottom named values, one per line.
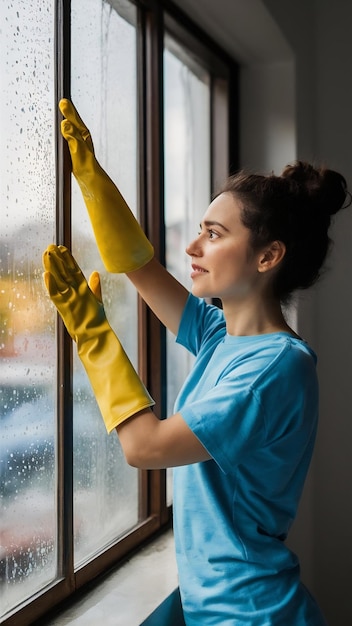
left=186, top=192, right=264, bottom=302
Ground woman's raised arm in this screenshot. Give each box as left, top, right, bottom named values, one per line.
left=127, top=258, right=189, bottom=336
left=59, top=99, right=189, bottom=334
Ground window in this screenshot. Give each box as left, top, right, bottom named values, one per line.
left=164, top=35, right=211, bottom=415
left=0, top=1, right=237, bottom=624
left=71, top=0, right=140, bottom=570
left=0, top=0, right=57, bottom=617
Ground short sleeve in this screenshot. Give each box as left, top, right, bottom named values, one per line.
left=179, top=375, right=265, bottom=475
left=176, top=293, right=226, bottom=356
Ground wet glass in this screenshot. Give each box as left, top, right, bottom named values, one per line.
left=0, top=0, right=57, bottom=618
left=71, top=0, right=139, bottom=567
left=164, top=37, right=211, bottom=502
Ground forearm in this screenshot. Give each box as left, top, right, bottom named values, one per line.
left=42, top=244, right=206, bottom=467
left=126, top=257, right=189, bottom=335
left=43, top=245, right=155, bottom=434
left=60, top=99, right=153, bottom=273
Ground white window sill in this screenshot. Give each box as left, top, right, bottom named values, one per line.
left=43, top=529, right=178, bottom=626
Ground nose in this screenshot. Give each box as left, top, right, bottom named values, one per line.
left=186, top=233, right=202, bottom=257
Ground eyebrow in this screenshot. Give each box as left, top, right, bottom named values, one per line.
left=201, top=220, right=230, bottom=232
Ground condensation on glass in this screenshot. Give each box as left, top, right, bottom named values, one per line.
left=0, top=0, right=57, bottom=618
left=71, top=0, right=139, bottom=567
left=163, top=35, right=211, bottom=503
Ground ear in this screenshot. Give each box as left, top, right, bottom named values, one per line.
left=257, top=240, right=286, bottom=273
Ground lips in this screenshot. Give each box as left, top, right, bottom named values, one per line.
left=191, top=264, right=208, bottom=278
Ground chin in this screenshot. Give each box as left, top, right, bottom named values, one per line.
left=191, top=285, right=214, bottom=299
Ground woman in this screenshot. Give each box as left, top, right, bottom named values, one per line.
left=43, top=100, right=349, bottom=625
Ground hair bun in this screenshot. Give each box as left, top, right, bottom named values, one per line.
left=281, top=160, right=349, bottom=216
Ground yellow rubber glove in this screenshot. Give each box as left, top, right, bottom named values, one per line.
left=42, top=244, right=155, bottom=433
left=59, top=98, right=154, bottom=273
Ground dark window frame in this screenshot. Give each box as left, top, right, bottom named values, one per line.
left=1, top=1, right=238, bottom=624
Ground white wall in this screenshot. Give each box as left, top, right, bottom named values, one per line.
left=260, top=6, right=352, bottom=625
left=240, top=62, right=296, bottom=174
left=173, top=1, right=352, bottom=624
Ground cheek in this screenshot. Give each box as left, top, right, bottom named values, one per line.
left=220, top=248, right=251, bottom=274
left=219, top=251, right=259, bottom=288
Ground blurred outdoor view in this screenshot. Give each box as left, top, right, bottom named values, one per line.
left=0, top=0, right=211, bottom=618
left=0, top=0, right=57, bottom=616
left=0, top=0, right=140, bottom=617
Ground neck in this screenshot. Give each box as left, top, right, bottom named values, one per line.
left=221, top=294, right=295, bottom=337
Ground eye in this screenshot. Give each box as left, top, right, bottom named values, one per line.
left=197, top=225, right=220, bottom=239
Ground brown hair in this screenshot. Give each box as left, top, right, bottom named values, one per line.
left=220, top=161, right=349, bottom=302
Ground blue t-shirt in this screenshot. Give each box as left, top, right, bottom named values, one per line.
left=172, top=294, right=327, bottom=625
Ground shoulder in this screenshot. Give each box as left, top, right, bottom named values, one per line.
left=234, top=335, right=318, bottom=405
left=218, top=334, right=318, bottom=425
left=177, top=294, right=226, bottom=354
left=218, top=333, right=316, bottom=382
left=247, top=336, right=319, bottom=440
left=181, top=293, right=224, bottom=329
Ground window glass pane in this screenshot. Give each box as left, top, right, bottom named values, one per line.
left=71, top=0, right=139, bottom=567
left=164, top=37, right=211, bottom=503
left=0, top=0, right=57, bottom=617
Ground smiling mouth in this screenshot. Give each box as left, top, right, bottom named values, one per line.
left=191, top=264, right=208, bottom=277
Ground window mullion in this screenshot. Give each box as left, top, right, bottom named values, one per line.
left=55, top=0, right=75, bottom=591
left=143, top=1, right=169, bottom=526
